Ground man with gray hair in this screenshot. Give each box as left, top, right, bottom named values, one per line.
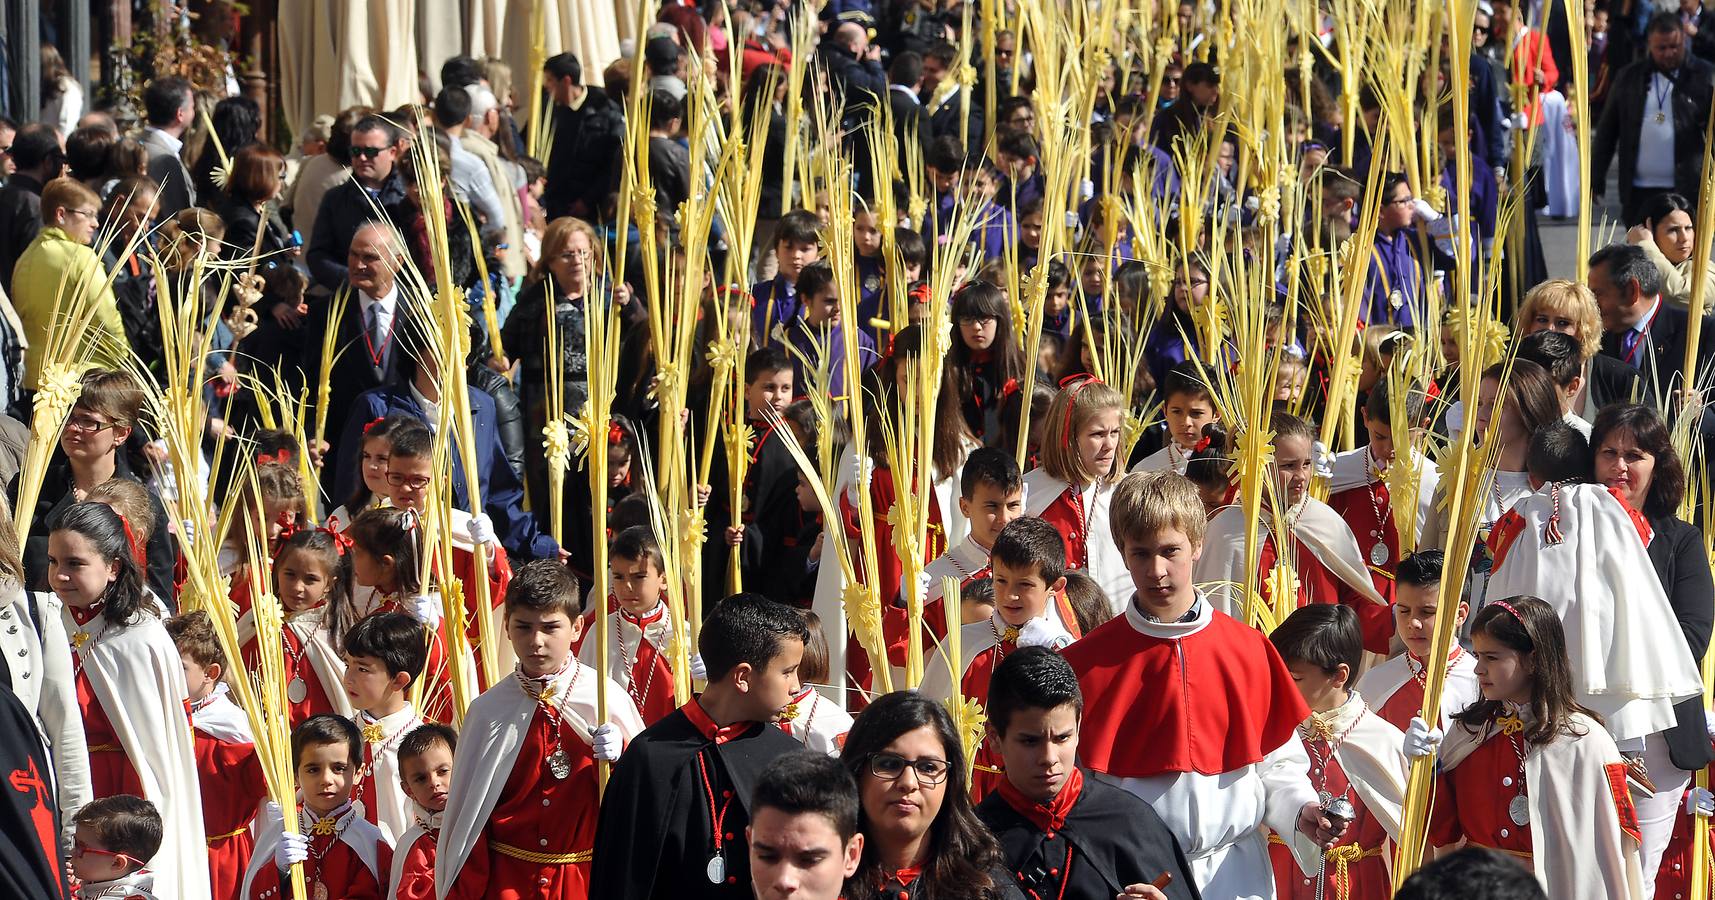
left=459, top=83, right=527, bottom=280
left=1588, top=242, right=1710, bottom=408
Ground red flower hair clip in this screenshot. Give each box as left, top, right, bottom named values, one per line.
left=1193, top=435, right=1212, bottom=452
left=258, top=449, right=293, bottom=466
left=607, top=421, right=626, bottom=446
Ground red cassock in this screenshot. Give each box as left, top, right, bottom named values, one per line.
left=241, top=627, right=336, bottom=727
left=75, top=665, right=143, bottom=799
left=1427, top=732, right=1533, bottom=857
left=247, top=830, right=391, bottom=900
left=1268, top=738, right=1390, bottom=900
left=1035, top=486, right=1090, bottom=570
left=1061, top=610, right=1309, bottom=777
left=1257, top=534, right=1393, bottom=654
left=959, top=641, right=1014, bottom=802
left=617, top=611, right=679, bottom=727
left=442, top=542, right=511, bottom=690
left=1326, top=479, right=1399, bottom=595
left=394, top=830, right=438, bottom=900
left=449, top=705, right=599, bottom=900
left=195, top=729, right=268, bottom=900
left=1649, top=742, right=1715, bottom=899
left=837, top=469, right=947, bottom=692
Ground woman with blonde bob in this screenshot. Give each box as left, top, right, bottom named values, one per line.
left=1513, top=279, right=1639, bottom=419
left=1022, top=376, right=1129, bottom=609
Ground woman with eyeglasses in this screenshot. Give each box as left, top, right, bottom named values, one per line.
left=840, top=692, right=1024, bottom=900
left=10, top=178, right=127, bottom=395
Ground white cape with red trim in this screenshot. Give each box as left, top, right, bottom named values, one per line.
left=918, top=608, right=1079, bottom=704
left=65, top=609, right=210, bottom=900
left=1021, top=468, right=1129, bottom=613
left=1314, top=693, right=1409, bottom=845
left=775, top=686, right=854, bottom=756
left=190, top=683, right=255, bottom=745
left=1327, top=447, right=1441, bottom=545
left=1129, top=442, right=1187, bottom=475
left=1486, top=485, right=1702, bottom=741
left=236, top=607, right=355, bottom=719
left=1438, top=713, right=1643, bottom=900
left=241, top=805, right=387, bottom=899
left=1194, top=498, right=1387, bottom=619
left=1354, top=651, right=1480, bottom=729
left=432, top=662, right=644, bottom=899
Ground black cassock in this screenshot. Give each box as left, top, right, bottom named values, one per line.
left=588, top=704, right=799, bottom=900
left=977, top=770, right=1202, bottom=900
left=0, top=656, right=70, bottom=900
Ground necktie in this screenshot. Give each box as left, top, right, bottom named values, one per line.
left=1621, top=327, right=1642, bottom=367
left=367, top=302, right=388, bottom=368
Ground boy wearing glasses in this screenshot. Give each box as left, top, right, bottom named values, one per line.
left=590, top=594, right=806, bottom=899
left=73, top=795, right=164, bottom=900
left=977, top=647, right=1197, bottom=900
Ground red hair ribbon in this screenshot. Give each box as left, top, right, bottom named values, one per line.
left=258, top=449, right=293, bottom=466
left=362, top=417, right=387, bottom=436
left=317, top=526, right=354, bottom=556
left=118, top=515, right=146, bottom=569
left=608, top=421, right=626, bottom=445
left=1193, top=435, right=1212, bottom=452
left=1056, top=374, right=1106, bottom=447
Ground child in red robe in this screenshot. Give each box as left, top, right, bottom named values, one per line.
left=239, top=529, right=355, bottom=725
left=1353, top=550, right=1478, bottom=732
left=243, top=715, right=392, bottom=900
left=341, top=611, right=427, bottom=845
left=388, top=724, right=457, bottom=900
left=167, top=612, right=267, bottom=900
left=578, top=526, right=686, bottom=726
left=437, top=561, right=645, bottom=900
left=1326, top=382, right=1440, bottom=600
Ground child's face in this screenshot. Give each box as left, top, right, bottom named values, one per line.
left=777, top=240, right=821, bottom=282
left=1124, top=527, right=1202, bottom=617
left=1272, top=434, right=1315, bottom=506
left=297, top=740, right=357, bottom=815
left=1364, top=415, right=1395, bottom=466
left=277, top=549, right=333, bottom=614
left=996, top=151, right=1030, bottom=179
left=1274, top=365, right=1307, bottom=405
left=959, top=482, right=1023, bottom=548
left=1164, top=392, right=1217, bottom=451
left=400, top=741, right=454, bottom=812
left=795, top=474, right=820, bottom=512
left=360, top=436, right=393, bottom=497
left=960, top=593, right=996, bottom=624
left=930, top=167, right=958, bottom=194
left=1285, top=659, right=1349, bottom=712
left=342, top=654, right=406, bottom=711
left=348, top=545, right=392, bottom=590
left=1394, top=581, right=1466, bottom=659
left=180, top=653, right=218, bottom=703
left=1019, top=212, right=1043, bottom=249
left=854, top=212, right=882, bottom=257
left=990, top=558, right=1063, bottom=628
left=1439, top=324, right=1460, bottom=365
left=386, top=454, right=434, bottom=512
left=72, top=823, right=134, bottom=884
left=804, top=288, right=840, bottom=327
left=747, top=368, right=795, bottom=418
left=608, top=446, right=633, bottom=489
left=1076, top=408, right=1123, bottom=478
left=509, top=608, right=583, bottom=678
left=611, top=555, right=666, bottom=617
left=958, top=312, right=999, bottom=351
left=46, top=530, right=118, bottom=610
left=1047, top=284, right=1072, bottom=317
left=989, top=702, right=1078, bottom=805
left=1472, top=630, right=1533, bottom=705
left=1079, top=259, right=1106, bottom=296
left=739, top=637, right=804, bottom=719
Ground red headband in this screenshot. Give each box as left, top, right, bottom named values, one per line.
left=118, top=515, right=145, bottom=569
left=362, top=417, right=387, bottom=436
left=258, top=449, right=293, bottom=467
left=1490, top=598, right=1525, bottom=625
left=1057, top=374, right=1106, bottom=447
left=608, top=421, right=626, bottom=446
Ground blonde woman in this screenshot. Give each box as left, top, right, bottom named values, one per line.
left=1514, top=278, right=1641, bottom=421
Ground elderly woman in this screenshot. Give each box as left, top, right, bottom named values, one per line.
left=10, top=177, right=126, bottom=386
left=1626, top=192, right=1715, bottom=317
left=1514, top=278, right=1640, bottom=423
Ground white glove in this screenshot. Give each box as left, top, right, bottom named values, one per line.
left=264, top=800, right=285, bottom=829
left=592, top=723, right=623, bottom=762
left=1705, top=708, right=1715, bottom=739
left=1403, top=716, right=1444, bottom=759
left=1017, top=617, right=1074, bottom=651
left=910, top=570, right=932, bottom=600
left=1063, top=210, right=1081, bottom=229
left=409, top=594, right=442, bottom=628
left=1080, top=179, right=1095, bottom=201
left=467, top=513, right=496, bottom=547
left=1411, top=198, right=1443, bottom=223
left=1509, top=111, right=1529, bottom=130
left=275, top=831, right=309, bottom=872
left=1687, top=787, right=1715, bottom=818
left=689, top=653, right=708, bottom=682
left=1312, top=440, right=1335, bottom=480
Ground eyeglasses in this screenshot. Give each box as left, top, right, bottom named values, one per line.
left=1386, top=195, right=1416, bottom=207
left=64, top=413, right=120, bottom=433
left=386, top=471, right=431, bottom=489
left=867, top=752, right=951, bottom=786
left=66, top=207, right=99, bottom=221
left=957, top=314, right=998, bottom=327
left=71, top=841, right=134, bottom=866
left=351, top=145, right=391, bottom=160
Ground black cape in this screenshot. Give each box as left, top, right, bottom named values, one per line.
left=976, top=771, right=1202, bottom=900
left=589, top=704, right=800, bottom=899
left=0, top=660, right=70, bottom=900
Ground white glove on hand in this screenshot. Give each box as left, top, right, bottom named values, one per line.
left=911, top=570, right=933, bottom=600
left=592, top=723, right=623, bottom=762
left=409, top=594, right=442, bottom=628
left=690, top=653, right=708, bottom=682
left=1509, top=111, right=1529, bottom=130
left=1017, top=617, right=1074, bottom=651
left=1704, top=708, right=1715, bottom=738
left=467, top=513, right=496, bottom=547
left=1411, top=198, right=1443, bottom=223
left=1080, top=179, right=1095, bottom=201
left=1312, top=440, right=1335, bottom=480
left=275, top=831, right=309, bottom=872
left=1403, top=716, right=1444, bottom=759
left=1688, top=787, right=1715, bottom=818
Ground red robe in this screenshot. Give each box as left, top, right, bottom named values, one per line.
left=959, top=640, right=1015, bottom=802
left=1427, top=730, right=1534, bottom=857
left=449, top=704, right=600, bottom=900
left=194, top=728, right=268, bottom=900
left=241, top=625, right=337, bottom=727
left=440, top=541, right=512, bottom=690
left=1061, top=605, right=1309, bottom=778
left=246, top=827, right=391, bottom=900
left=372, top=597, right=460, bottom=724
left=1036, top=485, right=1091, bottom=569
left=837, top=468, right=948, bottom=691
left=1268, top=735, right=1391, bottom=900
left=75, top=665, right=143, bottom=799
left=1326, top=479, right=1398, bottom=590
left=393, top=829, right=438, bottom=900
left=613, top=608, right=679, bottom=727
left=1257, top=533, right=1393, bottom=654
left=1649, top=741, right=1715, bottom=900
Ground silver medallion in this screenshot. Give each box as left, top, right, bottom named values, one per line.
left=1317, top=789, right=1334, bottom=807
left=706, top=853, right=726, bottom=884
left=1508, top=793, right=1530, bottom=826
left=313, top=882, right=329, bottom=900
left=547, top=748, right=572, bottom=780
left=287, top=677, right=308, bottom=704
left=1369, top=543, right=1389, bottom=566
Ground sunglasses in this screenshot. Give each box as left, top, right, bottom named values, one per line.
left=351, top=146, right=390, bottom=160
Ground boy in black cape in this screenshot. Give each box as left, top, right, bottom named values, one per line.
left=976, top=647, right=1201, bottom=900
left=589, top=593, right=807, bottom=899
left=0, top=664, right=71, bottom=900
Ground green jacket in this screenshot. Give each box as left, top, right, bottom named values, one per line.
left=9, top=227, right=124, bottom=389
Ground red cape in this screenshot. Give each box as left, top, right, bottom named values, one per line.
left=1062, top=607, right=1310, bottom=777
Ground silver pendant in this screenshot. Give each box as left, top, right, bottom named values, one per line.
left=1369, top=543, right=1389, bottom=566
left=1657, top=111, right=1668, bottom=124
left=1508, top=793, right=1530, bottom=826
left=706, top=852, right=726, bottom=884
left=312, top=882, right=329, bottom=900
left=547, top=748, right=571, bottom=779
left=1389, top=289, right=1404, bottom=310
left=287, top=677, right=308, bottom=704
left=1317, top=789, right=1334, bottom=807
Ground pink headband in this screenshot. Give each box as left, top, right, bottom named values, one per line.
left=1490, top=598, right=1525, bottom=625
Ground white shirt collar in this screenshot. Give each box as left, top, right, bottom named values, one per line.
left=409, top=380, right=440, bottom=427
left=889, top=83, right=920, bottom=102
left=145, top=126, right=183, bottom=155
left=1633, top=296, right=1662, bottom=336
left=360, top=281, right=399, bottom=316
left=1123, top=591, right=1212, bottom=638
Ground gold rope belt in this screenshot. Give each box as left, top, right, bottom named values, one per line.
left=87, top=744, right=123, bottom=753
left=491, top=841, right=593, bottom=865
left=1265, top=835, right=1385, bottom=900
left=207, top=826, right=248, bottom=844
left=1468, top=841, right=1533, bottom=860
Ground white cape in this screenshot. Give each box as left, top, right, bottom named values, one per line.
left=1195, top=498, right=1388, bottom=619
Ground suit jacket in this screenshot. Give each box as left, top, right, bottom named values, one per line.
left=336, top=383, right=558, bottom=561
left=1647, top=514, right=1715, bottom=772
left=306, top=172, right=409, bottom=291
left=1585, top=351, right=1642, bottom=411
left=299, top=283, right=411, bottom=470
left=0, top=174, right=43, bottom=292
left=141, top=129, right=195, bottom=219
left=888, top=86, right=930, bottom=164
left=1599, top=301, right=1707, bottom=404
left=1592, top=55, right=1715, bottom=205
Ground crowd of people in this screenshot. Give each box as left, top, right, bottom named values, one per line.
left=2, top=0, right=1715, bottom=899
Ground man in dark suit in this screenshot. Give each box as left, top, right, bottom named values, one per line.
left=307, top=115, right=409, bottom=291
left=300, top=221, right=412, bottom=483
left=0, top=124, right=62, bottom=292
left=139, top=76, right=197, bottom=219
left=1592, top=13, right=1715, bottom=224
left=887, top=51, right=931, bottom=166
left=921, top=40, right=983, bottom=148
left=1589, top=243, right=1713, bottom=417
